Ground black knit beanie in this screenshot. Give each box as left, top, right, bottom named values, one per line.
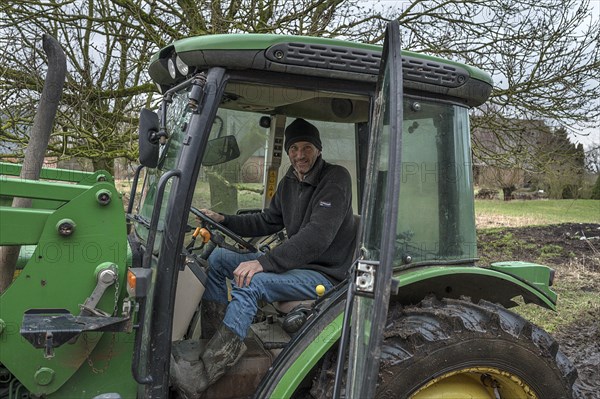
left=284, top=118, right=322, bottom=153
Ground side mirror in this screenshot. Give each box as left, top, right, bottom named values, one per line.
left=202, top=135, right=241, bottom=166
left=138, top=108, right=160, bottom=168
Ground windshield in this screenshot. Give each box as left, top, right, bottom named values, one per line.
left=187, top=108, right=360, bottom=222
left=189, top=110, right=268, bottom=215
left=135, top=81, right=363, bottom=249
left=362, top=98, right=476, bottom=267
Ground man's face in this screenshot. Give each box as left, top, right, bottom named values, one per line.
left=288, top=141, right=321, bottom=177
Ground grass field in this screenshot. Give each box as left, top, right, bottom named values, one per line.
left=475, top=199, right=599, bottom=228
left=475, top=199, right=599, bottom=393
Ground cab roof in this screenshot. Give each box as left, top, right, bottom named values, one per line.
left=149, top=33, right=493, bottom=108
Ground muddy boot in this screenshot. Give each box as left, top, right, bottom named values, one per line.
left=170, top=353, right=208, bottom=398
left=170, top=324, right=246, bottom=398
left=202, top=323, right=247, bottom=386
left=201, top=300, right=228, bottom=339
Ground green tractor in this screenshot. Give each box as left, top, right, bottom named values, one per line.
left=0, top=21, right=579, bottom=398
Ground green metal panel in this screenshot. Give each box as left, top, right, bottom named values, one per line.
left=270, top=313, right=343, bottom=398
left=393, top=265, right=557, bottom=308
left=0, top=207, right=52, bottom=244
left=47, top=330, right=137, bottom=399
left=0, top=162, right=104, bottom=184
left=490, top=261, right=556, bottom=302
left=0, top=177, right=90, bottom=201
left=0, top=165, right=111, bottom=211
left=76, top=170, right=115, bottom=186
left=0, top=182, right=135, bottom=397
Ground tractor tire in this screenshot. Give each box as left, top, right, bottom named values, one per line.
left=376, top=296, right=579, bottom=398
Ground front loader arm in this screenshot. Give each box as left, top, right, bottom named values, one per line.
left=0, top=176, right=135, bottom=397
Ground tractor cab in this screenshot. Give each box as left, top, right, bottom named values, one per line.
left=128, top=25, right=495, bottom=398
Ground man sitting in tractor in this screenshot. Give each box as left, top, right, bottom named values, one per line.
left=170, top=118, right=357, bottom=396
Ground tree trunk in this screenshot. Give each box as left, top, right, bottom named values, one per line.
left=93, top=157, right=115, bottom=177
left=502, top=186, right=515, bottom=201
left=0, top=35, right=66, bottom=293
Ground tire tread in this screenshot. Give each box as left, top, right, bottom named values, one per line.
left=378, top=296, right=579, bottom=398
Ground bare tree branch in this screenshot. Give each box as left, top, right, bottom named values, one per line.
left=0, top=0, right=597, bottom=181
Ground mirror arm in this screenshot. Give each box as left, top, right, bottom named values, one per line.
left=148, top=129, right=169, bottom=145
left=188, top=74, right=207, bottom=112
left=148, top=95, right=172, bottom=145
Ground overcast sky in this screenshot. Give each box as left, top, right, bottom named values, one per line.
left=572, top=0, right=599, bottom=150
left=371, top=0, right=599, bottom=150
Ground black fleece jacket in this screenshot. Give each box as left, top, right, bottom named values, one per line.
left=221, top=156, right=356, bottom=283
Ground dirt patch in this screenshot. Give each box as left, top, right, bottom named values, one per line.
left=478, top=223, right=600, bottom=398
left=478, top=223, right=600, bottom=270
left=555, top=305, right=600, bottom=399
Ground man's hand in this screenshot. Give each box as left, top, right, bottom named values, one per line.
left=233, top=260, right=263, bottom=287
left=200, top=208, right=224, bottom=223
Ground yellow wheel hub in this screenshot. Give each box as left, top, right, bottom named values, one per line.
left=411, top=367, right=538, bottom=399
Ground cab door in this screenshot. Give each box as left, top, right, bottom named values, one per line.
left=344, top=20, right=403, bottom=398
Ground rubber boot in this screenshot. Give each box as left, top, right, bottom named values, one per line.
left=170, top=353, right=208, bottom=399
left=170, top=323, right=246, bottom=398
left=202, top=323, right=247, bottom=386
left=201, top=300, right=228, bottom=339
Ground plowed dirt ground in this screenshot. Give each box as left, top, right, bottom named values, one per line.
left=478, top=223, right=600, bottom=398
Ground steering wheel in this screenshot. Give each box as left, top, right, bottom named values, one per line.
left=190, top=206, right=258, bottom=253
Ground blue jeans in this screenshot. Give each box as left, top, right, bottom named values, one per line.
left=203, top=247, right=333, bottom=339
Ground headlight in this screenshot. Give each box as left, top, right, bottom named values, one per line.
left=167, top=58, right=177, bottom=79
left=176, top=55, right=189, bottom=76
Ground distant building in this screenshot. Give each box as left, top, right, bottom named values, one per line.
left=472, top=118, right=584, bottom=198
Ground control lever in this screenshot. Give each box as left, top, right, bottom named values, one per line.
left=80, top=264, right=118, bottom=316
